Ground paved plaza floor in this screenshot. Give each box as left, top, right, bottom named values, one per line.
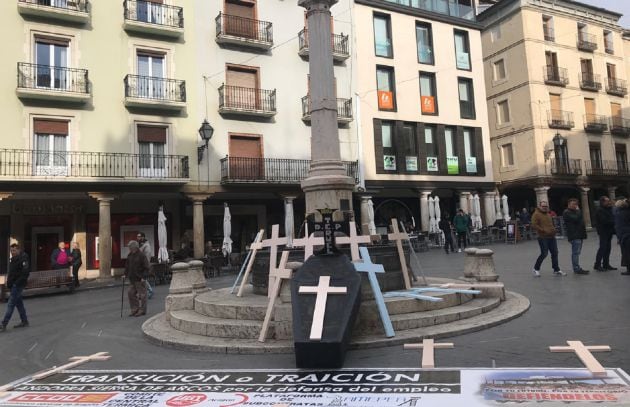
left=0, top=232, right=628, bottom=384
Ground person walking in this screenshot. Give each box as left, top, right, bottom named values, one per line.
left=137, top=232, right=154, bottom=299
left=453, top=209, right=469, bottom=253
left=70, top=241, right=82, bottom=287
left=438, top=215, right=454, bottom=254
left=124, top=240, right=150, bottom=317
left=0, top=244, right=30, bottom=331
left=614, top=197, right=630, bottom=276
left=50, top=241, right=70, bottom=270
left=563, top=198, right=589, bottom=275
left=594, top=196, right=616, bottom=272
left=531, top=201, right=566, bottom=277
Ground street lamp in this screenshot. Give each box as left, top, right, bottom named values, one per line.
left=552, top=132, right=565, bottom=147
left=197, top=119, right=214, bottom=164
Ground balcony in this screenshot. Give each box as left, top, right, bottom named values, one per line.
left=547, top=110, right=574, bottom=129
left=586, top=160, right=630, bottom=177
left=218, top=85, right=276, bottom=117
left=124, top=74, right=186, bottom=111
left=579, top=73, right=601, bottom=92
left=215, top=13, right=273, bottom=50
left=0, top=149, right=189, bottom=181
left=606, top=77, right=628, bottom=97
left=544, top=27, right=554, bottom=42
left=16, top=63, right=90, bottom=103
left=123, top=0, right=183, bottom=38
left=298, top=29, right=350, bottom=62
left=550, top=158, right=582, bottom=176
left=543, top=66, right=568, bottom=86
left=577, top=33, right=597, bottom=52
left=220, top=156, right=358, bottom=184
left=583, top=114, right=607, bottom=133
left=610, top=117, right=630, bottom=136
left=301, top=96, right=353, bottom=124
left=18, top=0, right=89, bottom=24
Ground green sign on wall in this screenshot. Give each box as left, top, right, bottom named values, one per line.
left=447, top=156, right=459, bottom=175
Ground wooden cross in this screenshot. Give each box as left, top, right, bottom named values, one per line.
left=262, top=224, right=288, bottom=298
left=354, top=247, right=394, bottom=338
left=298, top=276, right=347, bottom=341
left=335, top=221, right=372, bottom=262
left=292, top=233, right=325, bottom=261
left=236, top=229, right=264, bottom=297
left=404, top=339, right=454, bottom=368
left=549, top=340, right=612, bottom=377
left=388, top=218, right=412, bottom=290
left=259, top=251, right=293, bottom=342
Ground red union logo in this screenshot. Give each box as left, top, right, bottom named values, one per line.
left=166, top=394, right=208, bottom=407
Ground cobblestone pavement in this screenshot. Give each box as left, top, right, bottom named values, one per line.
left=0, top=232, right=628, bottom=384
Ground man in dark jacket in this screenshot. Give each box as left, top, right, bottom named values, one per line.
left=563, top=198, right=589, bottom=274
left=614, top=198, right=630, bottom=275
left=531, top=201, right=565, bottom=277
left=1, top=244, right=30, bottom=331
left=594, top=196, right=616, bottom=271
left=438, top=215, right=454, bottom=254
left=124, top=240, right=150, bottom=317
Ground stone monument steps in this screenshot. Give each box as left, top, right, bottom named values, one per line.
left=170, top=310, right=271, bottom=339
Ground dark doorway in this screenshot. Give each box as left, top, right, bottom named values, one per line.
left=36, top=233, right=59, bottom=271
left=0, top=217, right=8, bottom=274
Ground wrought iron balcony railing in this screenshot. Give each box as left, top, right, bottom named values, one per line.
left=548, top=110, right=574, bottom=129
left=218, top=84, right=276, bottom=116
left=0, top=149, right=189, bottom=179
left=124, top=74, right=186, bottom=103
left=550, top=158, right=582, bottom=176
left=301, top=96, right=353, bottom=122
left=18, top=0, right=88, bottom=13
left=544, top=27, right=554, bottom=42
left=606, top=77, right=628, bottom=97
left=298, top=29, right=350, bottom=60
left=577, top=33, right=597, bottom=52
left=220, top=157, right=358, bottom=184
left=215, top=13, right=273, bottom=45
left=586, top=160, right=629, bottom=177
left=124, top=0, right=183, bottom=29
left=610, top=117, right=630, bottom=136
left=579, top=72, right=601, bottom=91
left=543, top=65, right=568, bottom=86
left=583, top=114, right=608, bottom=133
left=17, top=62, right=89, bottom=94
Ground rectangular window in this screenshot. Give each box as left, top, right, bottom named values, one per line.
left=424, top=126, right=438, bottom=172
left=137, top=51, right=165, bottom=99
left=33, top=119, right=69, bottom=176
left=444, top=127, right=458, bottom=174
left=454, top=30, right=471, bottom=70
left=381, top=122, right=396, bottom=171
left=458, top=77, right=475, bottom=119
left=381, top=121, right=393, bottom=148
left=137, top=0, right=165, bottom=24
left=616, top=144, right=627, bottom=172
left=376, top=66, right=396, bottom=110
left=589, top=142, right=602, bottom=169
left=416, top=22, right=434, bottom=64
left=137, top=125, right=167, bottom=176
left=419, top=72, right=437, bottom=115
left=501, top=143, right=514, bottom=167
left=402, top=124, right=418, bottom=172
left=497, top=100, right=510, bottom=124
left=542, top=15, right=554, bottom=41
left=463, top=128, right=477, bottom=173
left=493, top=59, right=506, bottom=81
left=35, top=37, right=69, bottom=90
left=604, top=30, right=614, bottom=54
left=607, top=63, right=617, bottom=80
left=373, top=14, right=393, bottom=58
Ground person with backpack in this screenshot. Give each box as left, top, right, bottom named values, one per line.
left=51, top=241, right=71, bottom=270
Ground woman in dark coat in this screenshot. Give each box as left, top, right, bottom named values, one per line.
left=70, top=241, right=82, bottom=287
left=614, top=198, right=630, bottom=275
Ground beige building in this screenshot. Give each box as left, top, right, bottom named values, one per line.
left=478, top=0, right=629, bottom=226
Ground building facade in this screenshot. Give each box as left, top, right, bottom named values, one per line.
left=478, top=0, right=630, bottom=225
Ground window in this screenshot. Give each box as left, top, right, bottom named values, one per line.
left=493, top=59, right=506, bottom=81
left=376, top=66, right=396, bottom=110
left=137, top=125, right=167, bottom=177
left=604, top=30, right=614, bottom=54
left=589, top=142, right=602, bottom=169
left=463, top=128, right=477, bottom=173
left=497, top=100, right=510, bottom=124
left=611, top=102, right=622, bottom=127
left=424, top=126, right=438, bottom=172
left=402, top=124, right=418, bottom=172
left=458, top=77, right=475, bottom=119
left=373, top=14, right=392, bottom=58
left=501, top=143, right=514, bottom=167
left=416, top=22, right=433, bottom=64
left=34, top=119, right=69, bottom=176
left=616, top=144, right=627, bottom=171
left=444, top=127, right=458, bottom=174
left=35, top=37, right=69, bottom=90
left=607, top=63, right=617, bottom=80
left=454, top=30, right=471, bottom=70
left=419, top=72, right=437, bottom=115
left=137, top=0, right=165, bottom=25
left=542, top=15, right=554, bottom=41
left=137, top=51, right=165, bottom=99
left=380, top=122, right=396, bottom=171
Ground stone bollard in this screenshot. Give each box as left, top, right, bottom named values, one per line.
left=188, top=260, right=209, bottom=294
left=165, top=262, right=194, bottom=322
left=472, top=249, right=499, bottom=282
left=463, top=248, right=479, bottom=278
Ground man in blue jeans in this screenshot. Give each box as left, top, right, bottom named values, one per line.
left=563, top=198, right=589, bottom=275
left=531, top=201, right=565, bottom=276
left=0, top=243, right=30, bottom=331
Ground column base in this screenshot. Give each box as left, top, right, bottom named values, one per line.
left=301, top=174, right=355, bottom=216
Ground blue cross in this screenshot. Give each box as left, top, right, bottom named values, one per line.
left=409, top=287, right=481, bottom=295
left=383, top=291, right=444, bottom=302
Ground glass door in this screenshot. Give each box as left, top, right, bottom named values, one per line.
left=35, top=134, right=68, bottom=176
left=137, top=54, right=165, bottom=99
left=36, top=41, right=68, bottom=90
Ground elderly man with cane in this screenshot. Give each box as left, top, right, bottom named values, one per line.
left=124, top=240, right=150, bottom=317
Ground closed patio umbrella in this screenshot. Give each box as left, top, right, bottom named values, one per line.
left=367, top=199, right=377, bottom=235
left=428, top=197, right=436, bottom=233
left=222, top=203, right=232, bottom=258
left=157, top=206, right=169, bottom=263
left=502, top=194, right=510, bottom=222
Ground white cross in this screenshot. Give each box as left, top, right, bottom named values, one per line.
left=404, top=339, right=454, bottom=368
left=388, top=218, right=411, bottom=290
left=335, top=221, right=372, bottom=262
left=236, top=229, right=265, bottom=297
left=549, top=340, right=612, bottom=377
left=298, top=276, right=347, bottom=341
left=259, top=251, right=293, bottom=342
left=262, top=224, right=288, bottom=297
left=355, top=247, right=394, bottom=338
left=291, top=234, right=325, bottom=261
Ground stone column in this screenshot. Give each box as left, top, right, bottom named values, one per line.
left=459, top=192, right=471, bottom=213
left=283, top=196, right=297, bottom=240
left=359, top=195, right=371, bottom=235
left=299, top=0, right=355, bottom=215
left=186, top=194, right=211, bottom=259
left=534, top=186, right=550, bottom=206
left=483, top=192, right=497, bottom=226
left=580, top=187, right=592, bottom=229
left=607, top=186, right=617, bottom=201
left=89, top=193, right=116, bottom=279
left=419, top=191, right=431, bottom=232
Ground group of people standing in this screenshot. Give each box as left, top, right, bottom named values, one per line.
left=438, top=209, right=473, bottom=254
left=50, top=241, right=82, bottom=287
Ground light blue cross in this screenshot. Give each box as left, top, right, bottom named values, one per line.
left=408, top=287, right=481, bottom=295
left=383, top=291, right=444, bottom=302
left=354, top=247, right=395, bottom=338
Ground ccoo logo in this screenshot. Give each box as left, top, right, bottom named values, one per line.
left=166, top=394, right=208, bottom=407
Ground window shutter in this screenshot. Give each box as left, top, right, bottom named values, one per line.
left=34, top=119, right=68, bottom=135
left=138, top=125, right=167, bottom=143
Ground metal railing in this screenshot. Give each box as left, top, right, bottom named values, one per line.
left=583, top=114, right=608, bottom=132
left=543, top=65, right=568, bottom=85
left=124, top=74, right=186, bottom=103
left=301, top=96, right=353, bottom=120
left=298, top=29, right=349, bottom=58
left=550, top=158, right=582, bottom=176
left=543, top=27, right=554, bottom=41
left=215, top=13, right=273, bottom=43
left=577, top=32, right=597, bottom=51
left=586, top=160, right=629, bottom=177
left=17, top=63, right=89, bottom=94
left=220, top=157, right=358, bottom=184
left=18, top=0, right=88, bottom=12
left=383, top=0, right=475, bottom=21
left=547, top=110, right=574, bottom=129
left=218, top=85, right=276, bottom=113
left=606, top=77, right=628, bottom=96
left=579, top=72, right=601, bottom=91
left=123, top=0, right=183, bottom=29
left=0, top=149, right=189, bottom=179
left=610, top=117, right=630, bottom=136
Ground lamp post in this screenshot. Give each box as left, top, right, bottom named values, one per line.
left=552, top=132, right=566, bottom=173
left=197, top=119, right=214, bottom=164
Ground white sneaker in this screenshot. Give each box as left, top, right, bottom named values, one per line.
left=532, top=268, right=541, bottom=277
left=458, top=249, right=462, bottom=253
left=553, top=270, right=567, bottom=276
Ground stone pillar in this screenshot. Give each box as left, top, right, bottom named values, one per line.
left=494, top=193, right=502, bottom=221
left=359, top=196, right=371, bottom=235
left=186, top=194, right=211, bottom=259
left=607, top=186, right=617, bottom=201
left=283, top=195, right=297, bottom=240
left=89, top=193, right=116, bottom=279
left=419, top=191, right=431, bottom=232
left=483, top=192, right=497, bottom=227
left=534, top=186, right=550, bottom=206
left=580, top=187, right=592, bottom=229
left=459, top=192, right=471, bottom=213
left=299, top=0, right=354, bottom=215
